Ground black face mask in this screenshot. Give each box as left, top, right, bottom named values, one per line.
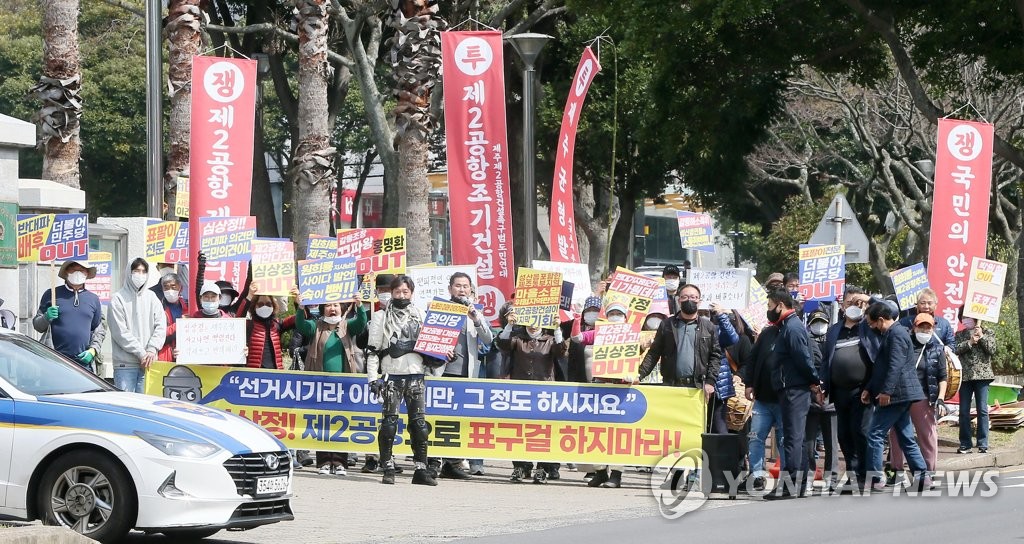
left=680, top=300, right=698, bottom=315
left=391, top=298, right=411, bottom=309
left=767, top=307, right=782, bottom=323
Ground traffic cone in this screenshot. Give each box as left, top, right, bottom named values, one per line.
left=769, top=458, right=780, bottom=479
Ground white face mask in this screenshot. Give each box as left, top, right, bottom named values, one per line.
left=219, top=294, right=233, bottom=307
left=527, top=329, right=542, bottom=339
left=131, top=273, right=147, bottom=289
left=844, top=306, right=863, bottom=322
left=583, top=311, right=599, bottom=325
left=608, top=315, right=626, bottom=324
left=810, top=321, right=828, bottom=337
left=665, top=279, right=680, bottom=291
left=255, top=306, right=274, bottom=319
left=378, top=292, right=392, bottom=305
left=163, top=289, right=180, bottom=304
left=323, top=315, right=342, bottom=325
left=67, top=271, right=87, bottom=286
left=915, top=332, right=933, bottom=345
left=201, top=301, right=220, bottom=315
left=645, top=317, right=663, bottom=330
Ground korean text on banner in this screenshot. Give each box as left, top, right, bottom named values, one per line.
left=16, top=213, right=89, bottom=262
left=198, top=216, right=256, bottom=261
left=736, top=276, right=770, bottom=333
left=441, top=31, right=515, bottom=325
left=306, top=234, right=336, bottom=260
left=358, top=273, right=378, bottom=303
left=336, top=228, right=406, bottom=275
left=84, top=251, right=113, bottom=306
left=514, top=268, right=563, bottom=328
left=890, top=263, right=930, bottom=312
left=798, top=244, right=846, bottom=301
left=676, top=211, right=715, bottom=253
left=649, top=278, right=671, bottom=316
left=927, top=119, right=993, bottom=327
left=145, top=220, right=190, bottom=263
left=962, top=258, right=1007, bottom=322
left=549, top=47, right=600, bottom=264
left=687, top=268, right=752, bottom=310
left=144, top=362, right=705, bottom=466
left=592, top=321, right=643, bottom=380
left=174, top=175, right=189, bottom=219
left=188, top=56, right=257, bottom=294
left=176, top=318, right=247, bottom=365
left=605, top=267, right=661, bottom=326
left=297, top=257, right=358, bottom=305
left=407, top=265, right=476, bottom=312
left=251, top=238, right=295, bottom=296
left=532, top=259, right=593, bottom=307
left=415, top=298, right=469, bottom=360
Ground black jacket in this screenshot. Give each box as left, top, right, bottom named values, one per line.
left=744, top=325, right=780, bottom=403
left=638, top=314, right=720, bottom=386
left=868, top=322, right=927, bottom=404
left=770, top=312, right=819, bottom=391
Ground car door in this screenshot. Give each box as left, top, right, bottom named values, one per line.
left=0, top=389, right=13, bottom=507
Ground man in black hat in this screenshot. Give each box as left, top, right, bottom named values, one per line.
left=662, top=265, right=681, bottom=315
left=32, top=259, right=106, bottom=371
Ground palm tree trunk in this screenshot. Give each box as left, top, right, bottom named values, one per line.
left=163, top=0, right=202, bottom=219
left=35, top=0, right=83, bottom=188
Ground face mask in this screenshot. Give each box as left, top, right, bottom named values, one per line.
left=810, top=321, right=828, bottom=337
left=255, top=306, right=274, bottom=319
left=608, top=315, right=626, bottom=324
left=219, top=294, right=233, bottom=307
left=131, top=273, right=147, bottom=289
left=308, top=307, right=320, bottom=317
left=680, top=300, right=699, bottom=315
left=378, top=293, right=392, bottom=305
left=201, top=301, right=220, bottom=315
left=323, top=315, right=342, bottom=325
left=391, top=298, right=411, bottom=309
left=645, top=317, right=663, bottom=330
left=67, top=271, right=87, bottom=286
left=163, top=289, right=180, bottom=304
left=528, top=329, right=542, bottom=339
left=961, top=318, right=976, bottom=329
left=583, top=311, right=599, bottom=325
left=767, top=307, right=782, bottom=323
left=915, top=332, right=933, bottom=344
left=665, top=279, right=680, bottom=291
left=158, top=267, right=175, bottom=277
left=844, top=306, right=863, bottom=322
left=789, top=290, right=800, bottom=300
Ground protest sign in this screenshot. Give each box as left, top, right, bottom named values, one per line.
left=592, top=321, right=643, bottom=380
left=176, top=318, right=247, bottom=365
left=686, top=268, right=751, bottom=310
left=17, top=213, right=89, bottom=262
left=198, top=216, right=256, bottom=261
left=414, top=298, right=469, bottom=360
left=890, top=263, right=930, bottom=311
left=605, top=267, right=662, bottom=326
left=251, top=238, right=295, bottom=296
left=174, top=175, right=189, bottom=219
left=145, top=220, right=190, bottom=263
left=306, top=235, right=336, bottom=260
left=336, top=228, right=406, bottom=275
left=514, top=268, right=563, bottom=328
left=0, top=202, right=17, bottom=268
left=297, top=257, right=358, bottom=305
left=963, top=258, right=1008, bottom=322
left=798, top=244, right=846, bottom=301
left=407, top=265, right=476, bottom=312
left=559, top=281, right=574, bottom=312
left=676, top=211, right=715, bottom=253
left=532, top=259, right=593, bottom=307
left=145, top=362, right=705, bottom=466
left=649, top=278, right=671, bottom=316
left=84, top=251, right=113, bottom=306
left=358, top=273, right=378, bottom=303
left=736, top=276, right=771, bottom=333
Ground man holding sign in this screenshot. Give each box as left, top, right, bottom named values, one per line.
left=32, top=260, right=105, bottom=372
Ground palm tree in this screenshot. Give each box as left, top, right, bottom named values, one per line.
left=163, top=0, right=202, bottom=218
left=33, top=0, right=83, bottom=188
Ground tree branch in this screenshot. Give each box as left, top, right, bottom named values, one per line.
left=96, top=0, right=144, bottom=18
left=205, top=22, right=354, bottom=68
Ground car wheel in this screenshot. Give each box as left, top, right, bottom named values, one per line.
left=161, top=528, right=221, bottom=540
left=37, top=450, right=135, bottom=543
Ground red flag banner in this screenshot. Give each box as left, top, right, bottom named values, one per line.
left=188, top=56, right=257, bottom=291
left=441, top=31, right=515, bottom=324
left=549, top=47, right=600, bottom=263
left=927, top=119, right=993, bottom=328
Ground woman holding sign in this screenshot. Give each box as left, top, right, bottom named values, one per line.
left=238, top=284, right=297, bottom=370
left=293, top=286, right=369, bottom=476
left=954, top=306, right=996, bottom=454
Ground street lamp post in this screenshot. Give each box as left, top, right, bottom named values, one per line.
left=727, top=230, right=746, bottom=268
left=507, top=33, right=552, bottom=267
left=145, top=0, right=163, bottom=218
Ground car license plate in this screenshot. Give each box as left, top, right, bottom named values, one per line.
left=256, top=476, right=288, bottom=495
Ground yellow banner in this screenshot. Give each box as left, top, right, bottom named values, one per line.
left=174, top=175, right=189, bottom=219
left=251, top=239, right=296, bottom=296
left=514, top=268, right=562, bottom=328
left=144, top=362, right=704, bottom=465
left=592, top=321, right=643, bottom=380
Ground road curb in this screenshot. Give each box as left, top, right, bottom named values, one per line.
left=935, top=430, right=1024, bottom=471
left=0, top=526, right=96, bottom=544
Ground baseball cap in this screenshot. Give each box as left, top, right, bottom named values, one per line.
left=199, top=281, right=221, bottom=296
left=766, top=272, right=784, bottom=285
left=663, top=265, right=681, bottom=277
left=583, top=296, right=602, bottom=311
left=606, top=302, right=628, bottom=315
left=913, top=313, right=935, bottom=327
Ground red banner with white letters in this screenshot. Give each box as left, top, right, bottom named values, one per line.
left=441, top=31, right=514, bottom=324
left=550, top=47, right=600, bottom=263
left=927, top=119, right=993, bottom=328
left=188, top=56, right=257, bottom=294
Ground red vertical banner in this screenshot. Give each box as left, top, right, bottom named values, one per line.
left=549, top=48, right=600, bottom=263
left=927, top=119, right=993, bottom=328
left=188, top=56, right=257, bottom=293
left=441, top=31, right=515, bottom=324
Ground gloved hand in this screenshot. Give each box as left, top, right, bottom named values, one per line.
left=77, top=349, right=95, bottom=364
left=46, top=306, right=60, bottom=321
left=369, top=378, right=385, bottom=397
left=935, top=399, right=949, bottom=418
left=553, top=328, right=564, bottom=344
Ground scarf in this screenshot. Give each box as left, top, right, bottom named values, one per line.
left=305, top=319, right=351, bottom=372
left=382, top=305, right=422, bottom=346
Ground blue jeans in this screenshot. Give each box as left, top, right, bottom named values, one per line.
left=868, top=401, right=926, bottom=482
left=959, top=380, right=992, bottom=449
left=747, top=400, right=785, bottom=475
left=113, top=366, right=146, bottom=393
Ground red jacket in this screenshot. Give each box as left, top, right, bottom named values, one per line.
left=158, top=298, right=189, bottom=362
left=237, top=298, right=295, bottom=370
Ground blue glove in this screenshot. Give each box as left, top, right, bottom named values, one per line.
left=46, top=306, right=59, bottom=321
left=77, top=349, right=95, bottom=364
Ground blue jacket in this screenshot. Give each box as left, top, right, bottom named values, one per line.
left=912, top=336, right=948, bottom=404
left=867, top=322, right=926, bottom=403
left=820, top=320, right=881, bottom=395
left=898, top=311, right=955, bottom=347
left=770, top=311, right=818, bottom=391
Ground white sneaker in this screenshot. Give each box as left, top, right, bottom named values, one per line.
left=334, top=465, right=347, bottom=476
left=318, top=464, right=332, bottom=475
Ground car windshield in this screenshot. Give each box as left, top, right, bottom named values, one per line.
left=0, top=333, right=114, bottom=396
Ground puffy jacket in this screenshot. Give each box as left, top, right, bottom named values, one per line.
left=868, top=322, right=926, bottom=404
left=770, top=311, right=818, bottom=391
left=912, top=336, right=947, bottom=404
left=237, top=297, right=297, bottom=370
left=108, top=264, right=167, bottom=367
left=157, top=296, right=189, bottom=362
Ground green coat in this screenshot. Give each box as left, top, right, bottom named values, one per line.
left=297, top=305, right=368, bottom=373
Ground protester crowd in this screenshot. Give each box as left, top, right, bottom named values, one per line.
left=30, top=254, right=997, bottom=494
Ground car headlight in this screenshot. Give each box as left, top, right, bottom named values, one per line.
left=135, top=431, right=222, bottom=458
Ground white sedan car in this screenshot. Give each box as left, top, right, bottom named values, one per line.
left=0, top=329, right=293, bottom=542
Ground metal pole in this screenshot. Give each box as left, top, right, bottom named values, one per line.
left=522, top=64, right=536, bottom=265
left=145, top=0, right=164, bottom=218
left=832, top=197, right=844, bottom=325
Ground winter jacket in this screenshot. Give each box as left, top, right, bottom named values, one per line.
left=439, top=301, right=495, bottom=379
left=298, top=305, right=367, bottom=373
left=744, top=325, right=780, bottom=403
left=955, top=326, right=996, bottom=382
left=157, top=296, right=189, bottom=362
left=912, top=336, right=947, bottom=404
left=107, top=265, right=167, bottom=368
left=711, top=313, right=742, bottom=399
left=638, top=314, right=720, bottom=387
left=770, top=311, right=819, bottom=391
left=898, top=310, right=955, bottom=347
left=820, top=320, right=880, bottom=395
left=496, top=325, right=568, bottom=381
left=867, top=322, right=926, bottom=404
left=237, top=297, right=297, bottom=370
left=365, top=304, right=445, bottom=380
